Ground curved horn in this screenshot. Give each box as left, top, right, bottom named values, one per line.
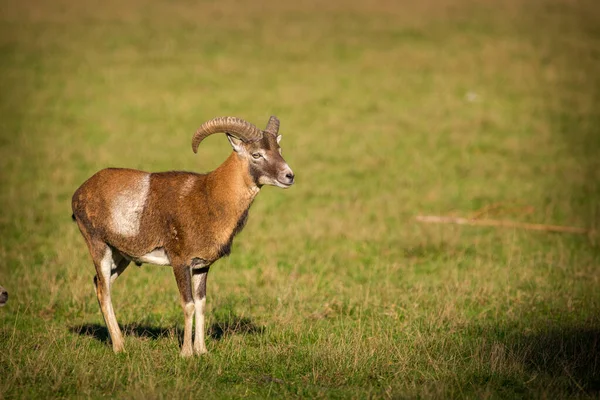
left=192, top=116, right=263, bottom=153
left=264, top=115, right=280, bottom=136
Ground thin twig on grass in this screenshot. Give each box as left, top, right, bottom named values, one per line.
left=469, top=201, right=535, bottom=219
left=415, top=215, right=596, bottom=235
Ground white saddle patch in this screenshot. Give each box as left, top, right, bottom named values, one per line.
left=110, top=175, right=150, bottom=237
left=137, top=248, right=170, bottom=266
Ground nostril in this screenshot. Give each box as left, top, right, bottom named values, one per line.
left=285, top=173, right=294, bottom=181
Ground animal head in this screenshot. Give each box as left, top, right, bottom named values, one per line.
left=192, top=116, right=295, bottom=188
left=0, top=285, right=7, bottom=307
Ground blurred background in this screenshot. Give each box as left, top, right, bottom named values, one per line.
left=0, top=0, right=598, bottom=397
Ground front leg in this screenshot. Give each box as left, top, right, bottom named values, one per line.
left=173, top=264, right=194, bottom=357
left=192, top=265, right=210, bottom=355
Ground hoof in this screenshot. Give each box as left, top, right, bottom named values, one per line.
left=112, top=342, right=125, bottom=354
left=194, top=347, right=208, bottom=355
left=180, top=347, right=193, bottom=358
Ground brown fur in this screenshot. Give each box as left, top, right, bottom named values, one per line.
left=73, top=154, right=257, bottom=265
left=72, top=127, right=294, bottom=356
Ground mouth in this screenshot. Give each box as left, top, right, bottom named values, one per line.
left=276, top=180, right=294, bottom=188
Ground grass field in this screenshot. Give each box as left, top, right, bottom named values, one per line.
left=1, top=0, right=599, bottom=398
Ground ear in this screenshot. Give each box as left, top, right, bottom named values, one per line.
left=226, top=134, right=244, bottom=153
left=276, top=135, right=282, bottom=144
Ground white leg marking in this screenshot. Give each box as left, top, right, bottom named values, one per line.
left=110, top=174, right=150, bottom=237
left=192, top=271, right=208, bottom=355
left=181, top=302, right=195, bottom=357
left=194, top=297, right=207, bottom=355
left=99, top=248, right=124, bottom=352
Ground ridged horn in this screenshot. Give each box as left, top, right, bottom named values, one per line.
left=264, top=116, right=280, bottom=136
left=192, top=116, right=263, bottom=153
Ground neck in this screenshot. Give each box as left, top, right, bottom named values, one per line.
left=209, top=152, right=260, bottom=200
left=203, top=153, right=260, bottom=227
left=203, top=153, right=259, bottom=258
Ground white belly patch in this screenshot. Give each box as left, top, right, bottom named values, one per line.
left=137, top=248, right=170, bottom=266
left=110, top=175, right=150, bottom=237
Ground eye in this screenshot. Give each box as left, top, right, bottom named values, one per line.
left=252, top=153, right=262, bottom=159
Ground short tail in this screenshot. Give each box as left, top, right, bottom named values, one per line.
left=71, top=214, right=76, bottom=221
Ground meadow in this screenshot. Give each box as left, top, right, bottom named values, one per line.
left=0, top=0, right=599, bottom=398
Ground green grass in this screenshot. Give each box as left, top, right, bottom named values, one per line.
left=1, top=0, right=599, bottom=398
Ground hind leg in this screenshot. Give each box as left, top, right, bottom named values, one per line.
left=90, top=243, right=125, bottom=353
left=75, top=217, right=127, bottom=353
